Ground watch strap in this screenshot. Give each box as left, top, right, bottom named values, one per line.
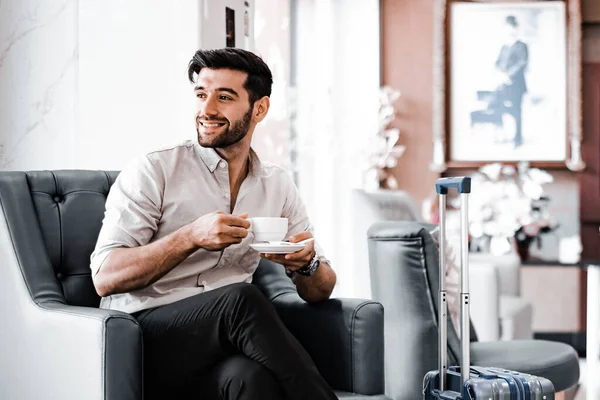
left=295, top=253, right=320, bottom=276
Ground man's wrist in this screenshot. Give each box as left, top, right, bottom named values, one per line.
left=181, top=224, right=203, bottom=250
left=299, top=255, right=313, bottom=270
left=295, top=253, right=320, bottom=277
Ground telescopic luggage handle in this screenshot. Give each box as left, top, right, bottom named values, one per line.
left=435, top=176, right=471, bottom=392
left=435, top=177, right=471, bottom=194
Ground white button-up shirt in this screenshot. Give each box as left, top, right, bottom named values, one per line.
left=90, top=140, right=327, bottom=314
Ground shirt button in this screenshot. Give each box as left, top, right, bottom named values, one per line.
left=219, top=163, right=227, bottom=169
left=224, top=193, right=230, bottom=199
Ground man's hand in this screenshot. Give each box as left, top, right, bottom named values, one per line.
left=501, top=72, right=512, bottom=85
left=190, top=211, right=250, bottom=251
left=260, top=231, right=336, bottom=303
left=94, top=211, right=250, bottom=297
left=260, top=231, right=314, bottom=272
left=492, top=70, right=511, bottom=87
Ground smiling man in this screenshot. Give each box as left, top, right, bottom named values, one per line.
left=90, top=48, right=337, bottom=400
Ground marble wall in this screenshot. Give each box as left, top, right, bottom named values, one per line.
left=1, top=0, right=293, bottom=172
left=77, top=0, right=200, bottom=170
left=0, top=0, right=207, bottom=171
left=0, top=0, right=79, bottom=170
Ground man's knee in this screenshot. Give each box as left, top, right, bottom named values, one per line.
left=212, top=283, right=283, bottom=338
left=220, top=283, right=269, bottom=306
left=214, top=354, right=282, bottom=399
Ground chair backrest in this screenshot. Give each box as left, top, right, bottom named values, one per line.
left=350, top=188, right=425, bottom=299
left=0, top=170, right=118, bottom=308
left=352, top=189, right=424, bottom=223
left=367, top=220, right=478, bottom=400
left=0, top=170, right=294, bottom=309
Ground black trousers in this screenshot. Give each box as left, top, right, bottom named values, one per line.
left=133, top=283, right=337, bottom=400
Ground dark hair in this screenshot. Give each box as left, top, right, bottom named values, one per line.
left=187, top=48, right=273, bottom=104
left=506, top=15, right=518, bottom=28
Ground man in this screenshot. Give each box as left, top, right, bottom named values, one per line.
left=90, top=48, right=338, bottom=400
left=494, top=15, right=529, bottom=148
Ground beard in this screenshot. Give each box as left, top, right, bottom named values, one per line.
left=196, top=107, right=253, bottom=149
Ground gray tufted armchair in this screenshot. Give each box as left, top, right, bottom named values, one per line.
left=0, top=170, right=389, bottom=400
left=367, top=221, right=581, bottom=400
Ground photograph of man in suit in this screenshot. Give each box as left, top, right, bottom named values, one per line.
left=494, top=15, right=529, bottom=148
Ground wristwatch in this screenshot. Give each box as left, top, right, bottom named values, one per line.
left=295, top=253, right=321, bottom=277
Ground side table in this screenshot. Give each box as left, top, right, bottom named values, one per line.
left=521, top=260, right=598, bottom=399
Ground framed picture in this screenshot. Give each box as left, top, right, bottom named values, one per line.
left=430, top=0, right=585, bottom=171
left=199, top=0, right=254, bottom=51
left=226, top=7, right=236, bottom=48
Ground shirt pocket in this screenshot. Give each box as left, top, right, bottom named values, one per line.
left=234, top=234, right=261, bottom=274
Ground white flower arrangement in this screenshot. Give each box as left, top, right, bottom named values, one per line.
left=362, top=86, right=406, bottom=190
left=449, top=162, right=556, bottom=256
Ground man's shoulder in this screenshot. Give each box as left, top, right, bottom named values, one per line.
left=145, top=140, right=196, bottom=160
left=119, top=140, right=196, bottom=178
left=258, top=160, right=293, bottom=181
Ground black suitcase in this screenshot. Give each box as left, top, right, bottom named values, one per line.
left=422, top=177, right=555, bottom=400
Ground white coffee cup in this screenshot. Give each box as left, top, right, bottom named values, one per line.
left=248, top=217, right=288, bottom=243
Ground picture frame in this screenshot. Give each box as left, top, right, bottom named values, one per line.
left=199, top=0, right=254, bottom=51
left=430, top=0, right=585, bottom=171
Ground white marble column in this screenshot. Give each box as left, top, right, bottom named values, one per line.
left=0, top=0, right=79, bottom=170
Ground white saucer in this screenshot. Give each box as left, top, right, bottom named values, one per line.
left=249, top=241, right=306, bottom=254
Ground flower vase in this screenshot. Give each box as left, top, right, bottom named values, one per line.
left=516, top=240, right=530, bottom=261
left=514, top=234, right=535, bottom=262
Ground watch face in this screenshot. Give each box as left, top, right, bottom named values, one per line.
left=297, top=259, right=320, bottom=276
left=307, top=259, right=320, bottom=276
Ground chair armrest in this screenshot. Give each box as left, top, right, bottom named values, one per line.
left=272, top=292, right=385, bottom=396
left=0, top=175, right=143, bottom=400
left=469, top=262, right=500, bottom=342
left=1, top=300, right=143, bottom=400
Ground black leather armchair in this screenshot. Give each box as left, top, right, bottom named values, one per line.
left=367, top=221, right=580, bottom=400
left=0, top=170, right=390, bottom=400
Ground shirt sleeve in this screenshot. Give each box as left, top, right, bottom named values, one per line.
left=280, top=171, right=331, bottom=266
left=90, top=154, right=165, bottom=276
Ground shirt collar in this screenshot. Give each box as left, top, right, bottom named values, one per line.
left=247, top=148, right=263, bottom=177
left=196, top=144, right=221, bottom=172
left=195, top=142, right=263, bottom=177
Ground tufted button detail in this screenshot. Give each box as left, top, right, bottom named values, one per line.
left=53, top=196, right=62, bottom=203
left=56, top=272, right=63, bottom=280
